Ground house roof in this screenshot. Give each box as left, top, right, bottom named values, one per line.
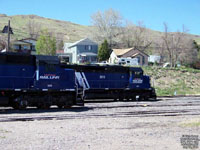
left=12, top=38, right=37, bottom=45
left=20, top=38, right=37, bottom=41
left=112, top=47, right=149, bottom=57
left=12, top=40, right=32, bottom=45
left=112, top=48, right=133, bottom=56
left=131, top=53, right=139, bottom=57
left=68, top=38, right=97, bottom=48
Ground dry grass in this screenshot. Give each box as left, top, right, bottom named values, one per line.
left=143, top=66, right=200, bottom=96
left=0, top=14, right=200, bottom=43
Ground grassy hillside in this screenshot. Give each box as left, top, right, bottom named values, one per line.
left=0, top=14, right=91, bottom=42
left=0, top=14, right=200, bottom=44
left=143, top=66, right=200, bottom=96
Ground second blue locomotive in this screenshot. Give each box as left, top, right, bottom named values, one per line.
left=64, top=64, right=156, bottom=101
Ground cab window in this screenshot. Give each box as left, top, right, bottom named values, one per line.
left=133, top=71, right=143, bottom=78
left=45, top=64, right=56, bottom=72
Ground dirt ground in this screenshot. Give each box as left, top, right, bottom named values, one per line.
left=0, top=97, right=200, bottom=150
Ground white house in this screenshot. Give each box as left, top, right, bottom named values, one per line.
left=109, top=48, right=149, bottom=66
left=12, top=38, right=36, bottom=55
left=148, top=55, right=161, bottom=63
left=64, top=38, right=98, bottom=64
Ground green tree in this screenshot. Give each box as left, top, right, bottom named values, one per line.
left=98, top=39, right=110, bottom=61
left=36, top=29, right=56, bottom=55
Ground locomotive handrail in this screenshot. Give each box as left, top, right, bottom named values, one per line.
left=0, top=76, right=34, bottom=79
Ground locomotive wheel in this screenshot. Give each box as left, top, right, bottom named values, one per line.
left=63, top=105, right=72, bottom=108
left=12, top=103, right=23, bottom=109
left=57, top=104, right=64, bottom=109
left=144, top=96, right=149, bottom=101
left=138, top=96, right=145, bottom=101
left=118, top=95, right=124, bottom=101
left=131, top=96, right=136, bottom=101
left=37, top=95, right=52, bottom=109
left=113, top=98, right=118, bottom=101
left=12, top=97, right=28, bottom=110
left=12, top=102, right=27, bottom=110
left=63, top=101, right=73, bottom=108
left=37, top=103, right=50, bottom=109
left=119, top=98, right=123, bottom=101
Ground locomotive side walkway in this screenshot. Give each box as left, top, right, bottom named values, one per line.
left=0, top=97, right=200, bottom=150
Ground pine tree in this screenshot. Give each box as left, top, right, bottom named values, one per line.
left=98, top=39, right=110, bottom=61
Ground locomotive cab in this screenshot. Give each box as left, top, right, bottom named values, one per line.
left=129, top=67, right=150, bottom=89
left=33, top=55, right=80, bottom=107
left=34, top=55, right=75, bottom=90
left=128, top=67, right=156, bottom=100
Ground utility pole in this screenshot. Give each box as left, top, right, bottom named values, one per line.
left=7, top=20, right=10, bottom=52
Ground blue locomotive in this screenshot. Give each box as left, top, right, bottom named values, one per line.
left=0, top=52, right=156, bottom=109
left=0, top=52, right=83, bottom=109
left=64, top=64, right=156, bottom=101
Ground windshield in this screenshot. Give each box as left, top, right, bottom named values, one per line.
left=133, top=71, right=143, bottom=78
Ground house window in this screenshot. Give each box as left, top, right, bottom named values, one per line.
left=31, top=45, right=36, bottom=51
left=23, top=45, right=28, bottom=50
left=59, top=56, right=69, bottom=63
left=142, top=56, right=145, bottom=65
left=14, top=45, right=20, bottom=50
left=91, top=56, right=97, bottom=62
left=85, top=45, right=92, bottom=50
left=88, top=45, right=92, bottom=50
left=137, top=57, right=140, bottom=64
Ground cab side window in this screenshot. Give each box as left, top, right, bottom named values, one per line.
left=45, top=64, right=56, bottom=72
left=133, top=71, right=143, bottom=78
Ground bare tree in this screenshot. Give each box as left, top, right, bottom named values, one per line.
left=55, top=33, right=65, bottom=50
left=91, top=8, right=123, bottom=48
left=154, top=40, right=166, bottom=63
left=162, top=23, right=195, bottom=67
left=0, top=35, right=7, bottom=51
left=121, top=20, right=135, bottom=48
left=179, top=39, right=198, bottom=65
left=0, top=34, right=15, bottom=51
left=121, top=21, right=152, bottom=51
left=27, top=20, right=41, bottom=39
left=162, top=23, right=173, bottom=67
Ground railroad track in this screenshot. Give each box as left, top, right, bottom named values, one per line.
left=0, top=107, right=199, bottom=122
left=0, top=97, right=199, bottom=122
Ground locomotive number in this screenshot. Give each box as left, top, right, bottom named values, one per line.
left=100, top=75, right=106, bottom=79
left=133, top=79, right=143, bottom=84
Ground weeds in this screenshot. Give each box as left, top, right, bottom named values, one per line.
left=142, top=66, right=200, bottom=96
left=181, top=121, right=200, bottom=127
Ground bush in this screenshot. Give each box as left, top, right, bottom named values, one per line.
left=192, top=61, right=200, bottom=69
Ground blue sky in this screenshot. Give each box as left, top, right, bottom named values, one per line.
left=1, top=0, right=199, bottom=35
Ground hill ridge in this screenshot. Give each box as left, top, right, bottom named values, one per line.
left=0, top=14, right=200, bottom=44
